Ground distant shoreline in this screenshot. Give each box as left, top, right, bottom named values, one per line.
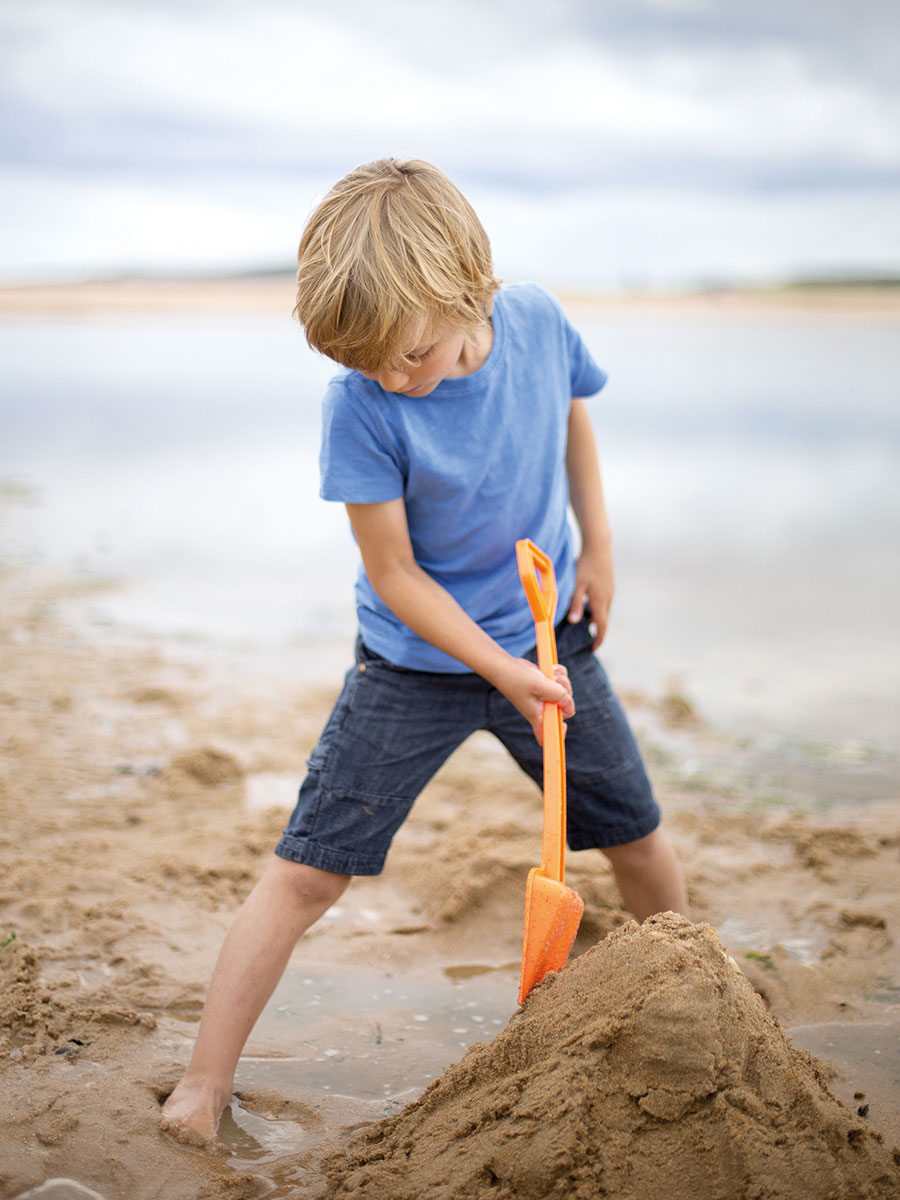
left=0, top=274, right=898, bottom=318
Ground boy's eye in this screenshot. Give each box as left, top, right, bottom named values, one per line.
left=389, top=341, right=436, bottom=373
left=408, top=344, right=435, bottom=366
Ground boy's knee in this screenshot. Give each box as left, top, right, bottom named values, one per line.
left=267, top=856, right=351, bottom=910
left=601, top=828, right=664, bottom=870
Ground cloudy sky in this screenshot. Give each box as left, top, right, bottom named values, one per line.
left=2, top=0, right=899, bottom=287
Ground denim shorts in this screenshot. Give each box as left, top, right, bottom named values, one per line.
left=275, top=615, right=660, bottom=876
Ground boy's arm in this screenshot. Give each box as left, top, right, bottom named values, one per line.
left=345, top=499, right=574, bottom=743
left=566, top=397, right=615, bottom=650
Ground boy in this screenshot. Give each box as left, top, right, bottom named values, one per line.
left=162, top=158, right=688, bottom=1140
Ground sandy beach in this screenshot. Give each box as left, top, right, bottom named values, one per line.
left=0, top=556, right=898, bottom=1198
left=2, top=274, right=899, bottom=319
left=1, top=280, right=899, bottom=1198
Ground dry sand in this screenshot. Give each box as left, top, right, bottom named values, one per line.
left=0, top=559, right=898, bottom=1199
left=1, top=274, right=899, bottom=319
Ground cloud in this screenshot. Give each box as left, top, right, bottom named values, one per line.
left=3, top=0, right=899, bottom=189
left=2, top=0, right=899, bottom=281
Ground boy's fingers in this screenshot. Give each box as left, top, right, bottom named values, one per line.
left=546, top=676, right=575, bottom=718
left=546, top=679, right=573, bottom=709
left=553, top=669, right=574, bottom=715
left=552, top=664, right=572, bottom=695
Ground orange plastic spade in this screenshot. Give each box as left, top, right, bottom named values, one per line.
left=516, top=539, right=584, bottom=1005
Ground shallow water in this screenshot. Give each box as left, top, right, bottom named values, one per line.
left=245, top=960, right=518, bottom=1100
left=1, top=308, right=898, bottom=752
left=187, top=961, right=519, bottom=1194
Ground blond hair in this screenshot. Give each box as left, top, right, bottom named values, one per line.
left=294, top=158, right=500, bottom=373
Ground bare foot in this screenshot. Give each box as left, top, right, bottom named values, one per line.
left=160, top=1077, right=230, bottom=1145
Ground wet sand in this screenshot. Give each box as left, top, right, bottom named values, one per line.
left=0, top=558, right=898, bottom=1199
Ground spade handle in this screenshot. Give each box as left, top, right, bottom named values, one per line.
left=515, top=539, right=567, bottom=883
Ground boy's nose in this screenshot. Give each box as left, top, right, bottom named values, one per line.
left=377, top=368, right=410, bottom=392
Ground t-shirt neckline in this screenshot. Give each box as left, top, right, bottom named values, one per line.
left=429, top=293, right=505, bottom=395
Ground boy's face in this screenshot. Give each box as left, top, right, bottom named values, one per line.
left=358, top=318, right=479, bottom=398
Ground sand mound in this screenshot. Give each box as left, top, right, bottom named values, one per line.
left=170, top=746, right=245, bottom=786
left=323, top=915, right=899, bottom=1200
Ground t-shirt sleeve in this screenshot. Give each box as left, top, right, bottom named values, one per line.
left=319, top=377, right=406, bottom=503
left=565, top=318, right=607, bottom=397
left=538, top=285, right=608, bottom=397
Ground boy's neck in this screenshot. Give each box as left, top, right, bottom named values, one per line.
left=456, top=316, right=494, bottom=377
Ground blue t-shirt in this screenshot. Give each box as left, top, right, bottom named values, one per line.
left=319, top=282, right=607, bottom=671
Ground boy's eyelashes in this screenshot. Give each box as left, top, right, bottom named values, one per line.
left=390, top=344, right=435, bottom=371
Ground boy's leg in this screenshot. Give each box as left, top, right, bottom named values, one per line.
left=161, top=858, right=349, bottom=1140
left=601, top=828, right=689, bottom=921
left=487, top=614, right=689, bottom=923
left=163, top=645, right=486, bottom=1140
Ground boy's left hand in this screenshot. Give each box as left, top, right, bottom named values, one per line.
left=567, top=546, right=615, bottom=650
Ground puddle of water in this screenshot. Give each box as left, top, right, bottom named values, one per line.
left=216, top=1088, right=409, bottom=1185
left=11, top=1182, right=107, bottom=1200
left=144, top=961, right=520, bottom=1192
left=788, top=1017, right=900, bottom=1146
left=217, top=1097, right=312, bottom=1164
left=242, top=960, right=519, bottom=1102
left=715, top=913, right=825, bottom=966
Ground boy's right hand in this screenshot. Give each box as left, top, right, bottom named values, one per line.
left=344, top=499, right=574, bottom=742
left=496, top=658, right=575, bottom=745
